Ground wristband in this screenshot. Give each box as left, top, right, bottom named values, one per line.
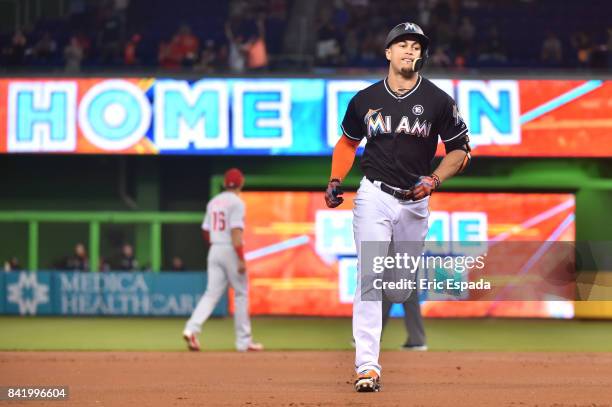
left=431, top=173, right=441, bottom=189
left=234, top=245, right=245, bottom=261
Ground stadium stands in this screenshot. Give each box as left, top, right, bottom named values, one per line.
left=1, top=0, right=610, bottom=72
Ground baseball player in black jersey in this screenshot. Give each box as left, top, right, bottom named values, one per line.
left=325, top=22, right=471, bottom=392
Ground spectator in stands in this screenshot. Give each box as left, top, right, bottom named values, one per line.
left=32, top=32, right=57, bottom=65
left=3, top=257, right=21, bottom=272
left=571, top=31, right=591, bottom=68
left=453, top=53, right=467, bottom=70
left=64, top=36, right=84, bottom=72
left=245, top=17, right=269, bottom=71
left=65, top=243, right=89, bottom=271
left=430, top=46, right=452, bottom=68
left=586, top=27, right=612, bottom=69
left=194, top=40, right=217, bottom=73
left=540, top=31, right=563, bottom=67
left=118, top=243, right=138, bottom=271
left=158, top=39, right=181, bottom=70
left=158, top=25, right=199, bottom=71
left=316, top=19, right=343, bottom=66
left=74, top=31, right=92, bottom=61
left=171, top=256, right=186, bottom=271
left=4, top=0, right=612, bottom=72
left=3, top=29, right=28, bottom=67
left=173, top=24, right=200, bottom=68
left=225, top=21, right=246, bottom=73
left=124, top=33, right=142, bottom=66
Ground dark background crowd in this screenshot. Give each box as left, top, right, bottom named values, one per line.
left=0, top=0, right=283, bottom=73
left=4, top=243, right=188, bottom=272
left=313, top=0, right=612, bottom=70
left=1, top=0, right=611, bottom=73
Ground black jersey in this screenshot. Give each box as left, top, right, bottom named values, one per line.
left=341, top=75, right=469, bottom=189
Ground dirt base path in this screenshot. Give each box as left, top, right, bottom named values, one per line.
left=1, top=351, right=611, bottom=406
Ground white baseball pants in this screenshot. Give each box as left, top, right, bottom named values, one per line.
left=352, top=177, right=430, bottom=375
left=185, top=244, right=253, bottom=351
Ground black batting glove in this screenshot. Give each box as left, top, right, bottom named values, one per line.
left=325, top=178, right=344, bottom=208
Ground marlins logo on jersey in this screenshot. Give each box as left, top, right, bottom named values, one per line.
left=452, top=104, right=465, bottom=126
left=364, top=108, right=432, bottom=139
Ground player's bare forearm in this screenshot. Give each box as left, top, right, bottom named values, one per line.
left=432, top=150, right=469, bottom=182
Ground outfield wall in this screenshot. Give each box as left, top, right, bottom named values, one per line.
left=1, top=74, right=610, bottom=318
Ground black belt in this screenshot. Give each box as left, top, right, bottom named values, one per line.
left=367, top=177, right=415, bottom=201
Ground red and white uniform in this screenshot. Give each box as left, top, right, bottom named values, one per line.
left=185, top=191, right=254, bottom=351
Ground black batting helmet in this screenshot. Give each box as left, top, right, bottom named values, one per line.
left=385, top=22, right=430, bottom=71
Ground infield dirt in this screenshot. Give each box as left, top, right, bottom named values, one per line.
left=2, top=351, right=611, bottom=406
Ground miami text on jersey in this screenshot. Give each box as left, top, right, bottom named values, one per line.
left=364, top=109, right=432, bottom=139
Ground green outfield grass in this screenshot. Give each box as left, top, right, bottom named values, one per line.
left=1, top=317, right=611, bottom=352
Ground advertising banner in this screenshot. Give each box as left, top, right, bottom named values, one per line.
left=0, top=271, right=227, bottom=317
left=241, top=191, right=576, bottom=318
left=1, top=77, right=610, bottom=157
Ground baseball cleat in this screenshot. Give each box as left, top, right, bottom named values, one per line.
left=246, top=342, right=264, bottom=352
left=401, top=344, right=428, bottom=351
left=354, top=370, right=381, bottom=392
left=182, top=330, right=200, bottom=351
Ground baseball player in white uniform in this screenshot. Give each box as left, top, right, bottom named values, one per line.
left=183, top=168, right=263, bottom=352
left=325, top=22, right=471, bottom=392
